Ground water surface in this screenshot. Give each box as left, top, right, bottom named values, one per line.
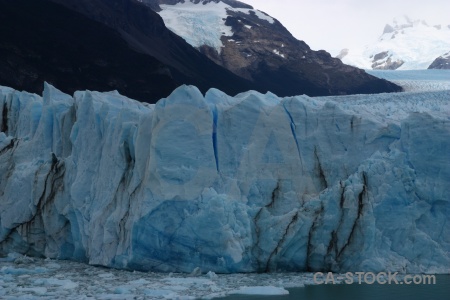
left=218, top=275, right=450, bottom=300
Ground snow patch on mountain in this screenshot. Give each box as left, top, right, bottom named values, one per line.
left=428, top=51, right=450, bottom=69
left=272, top=49, right=285, bottom=58
left=158, top=0, right=274, bottom=52
left=340, top=16, right=450, bottom=70
left=159, top=1, right=233, bottom=52
left=233, top=7, right=274, bottom=24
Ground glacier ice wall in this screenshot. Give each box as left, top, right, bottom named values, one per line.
left=0, top=83, right=449, bottom=274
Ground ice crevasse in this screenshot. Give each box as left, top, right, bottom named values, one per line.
left=0, top=83, right=449, bottom=274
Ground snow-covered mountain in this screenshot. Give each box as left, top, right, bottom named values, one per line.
left=429, top=51, right=450, bottom=69
left=339, top=16, right=450, bottom=70
left=140, top=0, right=401, bottom=96
left=1, top=82, right=449, bottom=273
left=4, top=0, right=289, bottom=102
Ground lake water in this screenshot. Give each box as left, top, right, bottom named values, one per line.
left=218, top=275, right=450, bottom=300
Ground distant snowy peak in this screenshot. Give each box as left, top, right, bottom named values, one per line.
left=155, top=0, right=274, bottom=52
left=428, top=51, right=450, bottom=69
left=339, top=16, right=450, bottom=70
left=383, top=15, right=429, bottom=33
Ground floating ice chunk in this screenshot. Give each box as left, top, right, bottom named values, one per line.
left=114, top=286, right=132, bottom=294
left=97, top=294, right=136, bottom=300
left=0, top=266, right=48, bottom=275
left=163, top=277, right=214, bottom=286
left=127, top=278, right=149, bottom=285
left=143, top=289, right=179, bottom=297
left=190, top=267, right=202, bottom=277
left=230, top=286, right=289, bottom=295
left=98, top=273, right=115, bottom=279
left=0, top=252, right=23, bottom=262
left=16, top=287, right=48, bottom=295
left=14, top=256, right=35, bottom=265
left=34, top=278, right=78, bottom=289
left=207, top=271, right=218, bottom=279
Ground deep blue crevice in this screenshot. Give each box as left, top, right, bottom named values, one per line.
left=1, top=101, right=8, bottom=133
left=282, top=104, right=302, bottom=159
left=211, top=105, right=219, bottom=172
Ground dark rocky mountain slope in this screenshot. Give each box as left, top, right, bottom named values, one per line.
left=0, top=0, right=254, bottom=102
left=428, top=52, right=450, bottom=69
left=0, top=0, right=178, bottom=102
left=145, top=0, right=402, bottom=96
left=47, top=0, right=255, bottom=97
left=0, top=0, right=401, bottom=102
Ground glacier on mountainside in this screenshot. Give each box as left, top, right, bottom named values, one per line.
left=0, top=83, right=449, bottom=274
left=367, top=70, right=450, bottom=93
left=158, top=1, right=274, bottom=53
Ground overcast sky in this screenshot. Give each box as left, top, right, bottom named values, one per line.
left=243, top=0, right=450, bottom=55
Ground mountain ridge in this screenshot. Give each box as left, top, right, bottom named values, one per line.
left=149, top=0, right=402, bottom=96
left=0, top=0, right=402, bottom=100
left=0, top=0, right=257, bottom=102
left=429, top=52, right=450, bottom=69
left=339, top=15, right=450, bottom=70
left=47, top=0, right=258, bottom=95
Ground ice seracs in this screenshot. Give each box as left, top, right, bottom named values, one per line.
left=0, top=82, right=449, bottom=274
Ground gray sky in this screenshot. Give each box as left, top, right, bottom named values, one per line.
left=243, top=0, right=450, bottom=54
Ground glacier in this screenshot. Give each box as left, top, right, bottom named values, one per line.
left=0, top=83, right=449, bottom=274
left=158, top=1, right=275, bottom=53
left=367, top=69, right=450, bottom=92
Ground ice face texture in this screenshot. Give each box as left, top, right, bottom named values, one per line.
left=0, top=83, right=449, bottom=274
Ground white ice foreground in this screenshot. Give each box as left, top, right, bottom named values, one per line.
left=0, top=77, right=449, bottom=277
left=0, top=254, right=302, bottom=299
